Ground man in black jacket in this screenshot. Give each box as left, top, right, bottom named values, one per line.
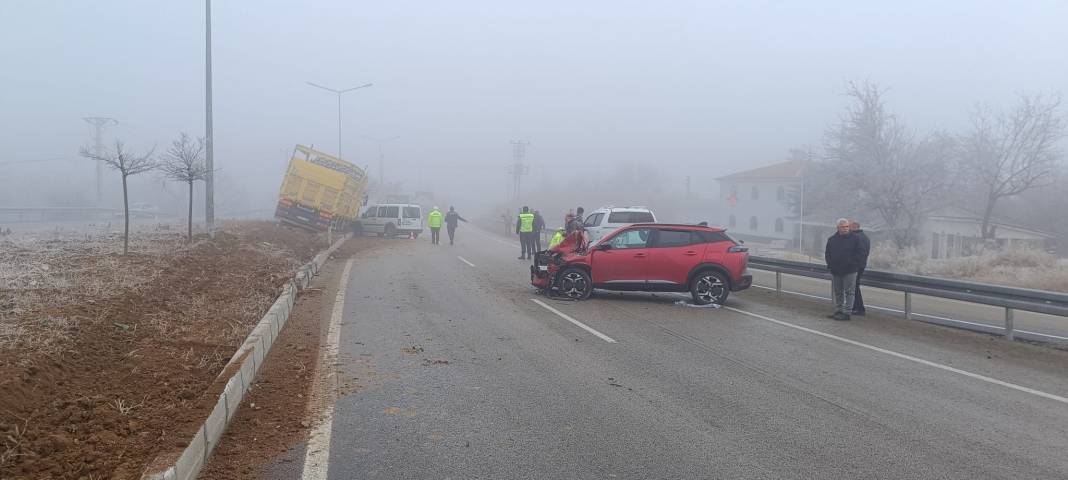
left=850, top=220, right=871, bottom=316
left=825, top=218, right=863, bottom=320
left=445, top=206, right=467, bottom=245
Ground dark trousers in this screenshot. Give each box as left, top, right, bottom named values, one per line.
left=430, top=227, right=440, bottom=244
left=447, top=226, right=456, bottom=244
left=853, top=268, right=866, bottom=312
left=533, top=230, right=542, bottom=252
left=519, top=232, right=535, bottom=258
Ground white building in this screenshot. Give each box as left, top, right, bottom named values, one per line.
left=922, top=207, right=1054, bottom=258
left=714, top=160, right=808, bottom=243
left=714, top=162, right=1054, bottom=257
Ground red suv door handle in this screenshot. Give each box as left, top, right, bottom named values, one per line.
left=633, top=253, right=647, bottom=258
left=683, top=251, right=698, bottom=256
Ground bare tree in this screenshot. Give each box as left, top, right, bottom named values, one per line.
left=824, top=81, right=953, bottom=249
left=160, top=133, right=208, bottom=241
left=80, top=140, right=156, bottom=254
left=959, top=94, right=1065, bottom=240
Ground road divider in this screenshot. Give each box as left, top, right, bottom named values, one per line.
left=457, top=256, right=477, bottom=267
left=531, top=298, right=617, bottom=343
left=142, top=234, right=351, bottom=480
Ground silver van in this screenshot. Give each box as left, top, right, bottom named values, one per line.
left=354, top=203, right=424, bottom=238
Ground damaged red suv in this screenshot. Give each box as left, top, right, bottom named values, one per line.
left=531, top=223, right=752, bottom=305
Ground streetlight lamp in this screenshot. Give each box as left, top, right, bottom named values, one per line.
left=361, top=135, right=400, bottom=186
left=306, top=82, right=373, bottom=160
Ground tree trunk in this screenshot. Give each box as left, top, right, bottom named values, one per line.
left=980, top=193, right=997, bottom=240
left=187, top=180, right=194, bottom=242
left=122, top=173, right=130, bottom=255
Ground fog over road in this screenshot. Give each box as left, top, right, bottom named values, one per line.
left=266, top=228, right=1068, bottom=479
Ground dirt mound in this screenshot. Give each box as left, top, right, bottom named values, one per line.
left=0, top=222, right=326, bottom=479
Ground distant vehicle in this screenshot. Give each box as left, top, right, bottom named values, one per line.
left=531, top=223, right=752, bottom=305
left=582, top=206, right=657, bottom=243
left=274, top=145, right=368, bottom=232
left=354, top=203, right=423, bottom=238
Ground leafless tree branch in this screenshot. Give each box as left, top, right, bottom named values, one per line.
left=959, top=93, right=1065, bottom=239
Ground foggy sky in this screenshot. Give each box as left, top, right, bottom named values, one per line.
left=2, top=0, right=1066, bottom=215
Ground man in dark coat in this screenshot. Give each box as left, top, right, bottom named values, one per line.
left=444, top=206, right=467, bottom=245
left=825, top=218, right=863, bottom=320
left=850, top=220, right=871, bottom=316
left=532, top=210, right=546, bottom=251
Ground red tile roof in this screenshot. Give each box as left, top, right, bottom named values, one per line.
left=716, top=159, right=809, bottom=181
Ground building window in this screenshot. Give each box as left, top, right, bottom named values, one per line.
left=775, top=218, right=784, bottom=233
left=729, top=214, right=736, bottom=227
left=777, top=186, right=786, bottom=201
left=750, top=216, right=758, bottom=231
left=751, top=186, right=759, bottom=200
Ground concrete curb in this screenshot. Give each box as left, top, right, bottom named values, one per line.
left=142, top=233, right=351, bottom=480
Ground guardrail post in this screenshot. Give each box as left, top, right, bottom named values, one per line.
left=1004, top=307, right=1015, bottom=340
left=775, top=271, right=782, bottom=294
left=904, top=292, right=912, bottom=321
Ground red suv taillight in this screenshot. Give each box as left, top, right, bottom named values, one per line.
left=728, top=245, right=748, bottom=253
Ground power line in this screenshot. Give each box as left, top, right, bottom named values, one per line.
left=0, top=156, right=80, bottom=166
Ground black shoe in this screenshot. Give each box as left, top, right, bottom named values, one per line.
left=851, top=310, right=866, bottom=316
left=519, top=256, right=526, bottom=260
left=827, top=313, right=840, bottom=319
left=833, top=312, right=851, bottom=321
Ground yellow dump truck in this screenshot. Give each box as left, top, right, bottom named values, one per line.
left=275, top=145, right=368, bottom=232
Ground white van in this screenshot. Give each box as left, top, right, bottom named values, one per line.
left=354, top=203, right=423, bottom=238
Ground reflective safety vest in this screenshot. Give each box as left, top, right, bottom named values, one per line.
left=549, top=230, right=565, bottom=248
left=428, top=209, right=443, bottom=228
left=518, top=213, right=535, bottom=233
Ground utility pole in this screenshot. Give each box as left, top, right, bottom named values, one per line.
left=685, top=176, right=691, bottom=197
left=362, top=135, right=400, bottom=187
left=82, top=117, right=118, bottom=206
left=205, top=0, right=215, bottom=238
left=507, top=140, right=530, bottom=200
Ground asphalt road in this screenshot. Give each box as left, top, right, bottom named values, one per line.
left=749, top=269, right=1068, bottom=343
left=304, top=226, right=1068, bottom=479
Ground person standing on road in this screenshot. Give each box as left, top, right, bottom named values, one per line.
left=825, top=218, right=862, bottom=321
left=564, top=209, right=576, bottom=235
left=567, top=207, right=585, bottom=234
left=850, top=220, right=871, bottom=316
left=427, top=206, right=444, bottom=245
left=532, top=210, right=546, bottom=252
left=516, top=206, right=535, bottom=260
left=444, top=206, right=467, bottom=245
left=548, top=227, right=566, bottom=249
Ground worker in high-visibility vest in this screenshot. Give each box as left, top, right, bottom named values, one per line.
left=515, top=206, right=536, bottom=260
left=548, top=228, right=566, bottom=249
left=427, top=206, right=444, bottom=245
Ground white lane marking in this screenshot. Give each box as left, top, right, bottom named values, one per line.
left=750, top=284, right=1068, bottom=341
left=724, top=305, right=1068, bottom=406
left=302, top=258, right=354, bottom=479
left=531, top=298, right=617, bottom=343
left=457, top=256, right=476, bottom=268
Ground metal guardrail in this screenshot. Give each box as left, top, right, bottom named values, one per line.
left=748, top=256, right=1068, bottom=342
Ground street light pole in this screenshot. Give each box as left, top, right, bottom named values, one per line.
left=205, top=0, right=215, bottom=238
left=307, top=82, right=373, bottom=159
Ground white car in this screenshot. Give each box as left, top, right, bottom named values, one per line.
left=582, top=206, right=657, bottom=242
left=355, top=203, right=423, bottom=237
